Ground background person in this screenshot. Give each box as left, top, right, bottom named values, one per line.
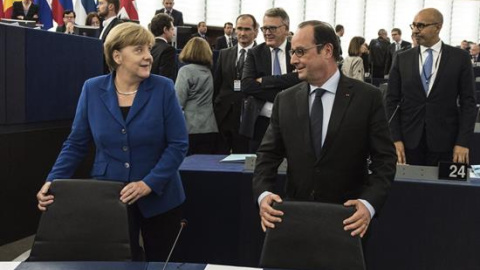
left=341, top=36, right=368, bottom=81
left=175, top=37, right=218, bottom=155
left=85, top=12, right=101, bottom=27
left=11, top=0, right=39, bottom=22
left=36, top=23, right=189, bottom=262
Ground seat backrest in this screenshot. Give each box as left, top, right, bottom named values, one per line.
left=28, top=179, right=132, bottom=261
left=259, top=201, right=366, bottom=270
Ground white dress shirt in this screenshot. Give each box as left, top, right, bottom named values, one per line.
left=418, top=40, right=443, bottom=96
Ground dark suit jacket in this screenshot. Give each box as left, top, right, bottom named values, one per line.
left=100, top=17, right=123, bottom=43
left=239, top=42, right=301, bottom=138
left=101, top=17, right=123, bottom=73
left=151, top=38, right=177, bottom=81
left=47, top=73, right=189, bottom=218
left=252, top=75, right=396, bottom=212
left=386, top=44, right=477, bottom=152
left=191, top=32, right=207, bottom=40
left=155, top=8, right=184, bottom=26
left=384, top=40, right=411, bottom=75
left=214, top=45, right=244, bottom=128
left=12, top=2, right=39, bottom=21
left=215, top=35, right=237, bottom=50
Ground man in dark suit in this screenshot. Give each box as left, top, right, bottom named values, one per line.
left=215, top=22, right=237, bottom=50
left=387, top=8, right=477, bottom=166
left=368, top=29, right=390, bottom=80
left=470, top=44, right=480, bottom=63
left=240, top=8, right=301, bottom=153
left=384, top=28, right=411, bottom=75
left=150, top=14, right=177, bottom=81
left=55, top=10, right=76, bottom=34
left=154, top=0, right=183, bottom=26
left=98, top=0, right=122, bottom=73
left=191, top=21, right=208, bottom=40
left=254, top=20, right=396, bottom=239
left=214, top=14, right=258, bottom=154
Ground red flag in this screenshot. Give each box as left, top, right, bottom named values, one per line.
left=119, top=0, right=138, bottom=20
left=0, top=0, right=4, bottom=18
left=51, top=0, right=65, bottom=24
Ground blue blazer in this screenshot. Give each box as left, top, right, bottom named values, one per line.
left=47, top=73, right=189, bottom=218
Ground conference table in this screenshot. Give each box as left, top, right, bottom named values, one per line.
left=174, top=155, right=480, bottom=270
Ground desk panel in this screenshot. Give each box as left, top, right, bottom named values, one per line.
left=177, top=155, right=480, bottom=270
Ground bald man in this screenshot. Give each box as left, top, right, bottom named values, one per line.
left=387, top=8, right=477, bottom=166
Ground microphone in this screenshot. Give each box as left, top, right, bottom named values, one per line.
left=162, top=219, right=188, bottom=270
left=388, top=98, right=404, bottom=124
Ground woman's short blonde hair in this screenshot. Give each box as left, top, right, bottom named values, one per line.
left=178, top=37, right=213, bottom=67
left=347, top=36, right=366, bottom=57
left=104, top=22, right=155, bottom=71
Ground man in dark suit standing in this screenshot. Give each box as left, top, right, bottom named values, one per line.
left=241, top=8, right=301, bottom=153
left=154, top=0, right=183, bottom=26
left=387, top=8, right=477, bottom=166
left=215, top=22, right=237, bottom=50
left=150, top=14, right=177, bottom=81
left=254, top=20, right=396, bottom=238
left=384, top=28, right=411, bottom=75
left=214, top=14, right=258, bottom=154
left=191, top=21, right=208, bottom=40
left=98, top=0, right=123, bottom=74
left=368, top=29, right=390, bottom=80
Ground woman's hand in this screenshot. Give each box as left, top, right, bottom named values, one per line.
left=37, top=182, right=54, bottom=211
left=120, top=181, right=152, bottom=205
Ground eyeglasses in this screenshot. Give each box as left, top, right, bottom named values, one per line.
left=260, top=25, right=285, bottom=33
left=410, top=22, right=439, bottom=31
left=289, top=44, right=324, bottom=57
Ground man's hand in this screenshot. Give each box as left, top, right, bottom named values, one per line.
left=37, top=182, right=54, bottom=211
left=120, top=181, right=152, bottom=205
left=259, top=193, right=284, bottom=232
left=343, top=200, right=372, bottom=238
left=453, top=145, right=469, bottom=164
left=394, top=141, right=406, bottom=164
left=256, top=77, right=262, bottom=83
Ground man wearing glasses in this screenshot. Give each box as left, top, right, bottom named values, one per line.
left=387, top=8, right=477, bottom=166
left=253, top=20, right=396, bottom=240
left=240, top=7, right=301, bottom=153
left=214, top=14, right=259, bottom=154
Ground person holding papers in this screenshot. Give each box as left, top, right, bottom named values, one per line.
left=36, top=23, right=189, bottom=262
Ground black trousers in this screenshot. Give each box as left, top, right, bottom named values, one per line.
left=405, top=130, right=453, bottom=166
left=248, top=116, right=270, bottom=153
left=128, top=203, right=184, bottom=261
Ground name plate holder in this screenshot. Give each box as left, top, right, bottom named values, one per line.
left=244, top=156, right=287, bottom=173
left=396, top=164, right=469, bottom=181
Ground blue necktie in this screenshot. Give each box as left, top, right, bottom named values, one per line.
left=273, top=48, right=281, bottom=75
left=310, top=88, right=327, bottom=159
left=422, top=48, right=433, bottom=93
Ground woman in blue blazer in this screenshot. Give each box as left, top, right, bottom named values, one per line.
left=36, top=23, right=189, bottom=261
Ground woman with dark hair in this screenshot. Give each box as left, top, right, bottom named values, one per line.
left=175, top=37, right=218, bottom=155
left=342, top=36, right=368, bottom=81
left=36, top=23, right=189, bottom=261
left=11, top=0, right=39, bottom=22
left=85, top=12, right=101, bottom=27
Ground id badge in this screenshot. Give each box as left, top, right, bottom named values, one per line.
left=234, top=80, right=241, bottom=91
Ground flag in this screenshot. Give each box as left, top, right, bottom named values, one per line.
left=34, top=0, right=53, bottom=29
left=74, top=0, right=96, bottom=25
left=3, top=0, right=20, bottom=19
left=0, top=0, right=4, bottom=18
left=51, top=0, right=73, bottom=25
left=119, top=0, right=138, bottom=20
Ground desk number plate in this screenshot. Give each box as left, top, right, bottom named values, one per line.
left=438, top=162, right=468, bottom=181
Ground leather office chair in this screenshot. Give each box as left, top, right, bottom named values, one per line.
left=28, top=179, right=132, bottom=261
left=259, top=201, right=366, bottom=270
